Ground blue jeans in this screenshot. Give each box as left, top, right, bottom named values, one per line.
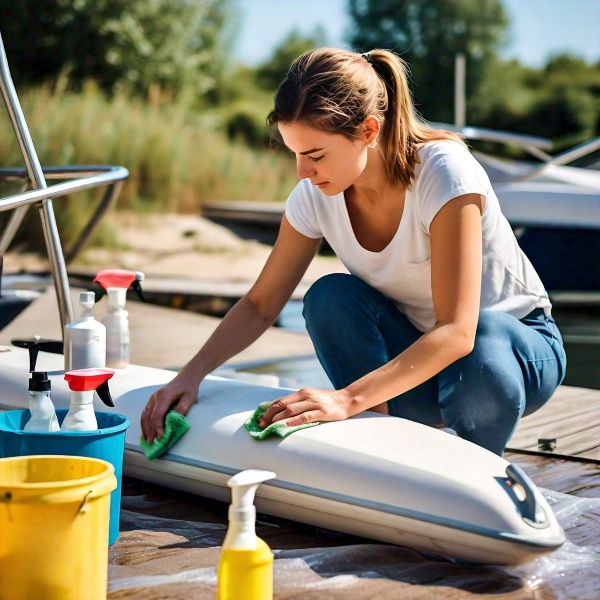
left=302, top=273, right=567, bottom=456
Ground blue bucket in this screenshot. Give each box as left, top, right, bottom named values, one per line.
left=0, top=409, right=129, bottom=545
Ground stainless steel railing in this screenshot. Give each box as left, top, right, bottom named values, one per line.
left=0, top=32, right=129, bottom=335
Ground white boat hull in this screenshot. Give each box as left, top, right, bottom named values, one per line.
left=0, top=346, right=565, bottom=565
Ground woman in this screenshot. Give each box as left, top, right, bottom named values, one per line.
left=141, top=48, right=566, bottom=456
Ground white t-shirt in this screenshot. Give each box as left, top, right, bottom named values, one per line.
left=285, top=140, right=551, bottom=332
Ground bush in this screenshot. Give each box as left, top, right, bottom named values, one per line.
left=0, top=85, right=297, bottom=251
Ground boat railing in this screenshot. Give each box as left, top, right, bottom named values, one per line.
left=437, top=122, right=600, bottom=182
left=0, top=31, right=129, bottom=334
left=0, top=166, right=128, bottom=263
left=512, top=136, right=600, bottom=182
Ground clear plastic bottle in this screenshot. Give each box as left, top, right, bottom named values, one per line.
left=103, top=287, right=130, bottom=368
left=23, top=371, right=60, bottom=432
left=64, top=291, right=106, bottom=371
left=94, top=270, right=144, bottom=369
left=217, top=470, right=276, bottom=600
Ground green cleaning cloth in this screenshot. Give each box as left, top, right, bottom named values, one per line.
left=140, top=410, right=190, bottom=460
left=244, top=401, right=320, bottom=440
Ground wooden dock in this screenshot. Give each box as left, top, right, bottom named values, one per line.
left=507, top=385, right=600, bottom=462
left=2, top=283, right=599, bottom=463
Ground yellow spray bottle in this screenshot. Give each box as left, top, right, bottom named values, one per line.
left=217, top=469, right=276, bottom=600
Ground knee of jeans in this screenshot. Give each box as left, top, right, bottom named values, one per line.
left=302, top=273, right=357, bottom=323
left=441, top=353, right=524, bottom=420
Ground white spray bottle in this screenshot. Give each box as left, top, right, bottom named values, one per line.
left=61, top=368, right=115, bottom=431
left=217, top=469, right=276, bottom=600
left=93, top=270, right=145, bottom=369
left=23, top=371, right=60, bottom=432
left=64, top=291, right=106, bottom=371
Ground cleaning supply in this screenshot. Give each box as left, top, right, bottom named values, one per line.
left=23, top=371, right=59, bottom=432
left=93, top=269, right=145, bottom=369
left=0, top=408, right=129, bottom=546
left=0, top=454, right=116, bottom=600
left=244, top=401, right=320, bottom=440
left=64, top=290, right=106, bottom=370
left=61, top=368, right=115, bottom=431
left=140, top=410, right=190, bottom=460
left=217, top=469, right=276, bottom=600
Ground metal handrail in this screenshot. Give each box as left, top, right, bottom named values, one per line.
left=0, top=166, right=128, bottom=212
left=0, top=166, right=127, bottom=262
left=0, top=165, right=129, bottom=180
left=0, top=30, right=129, bottom=334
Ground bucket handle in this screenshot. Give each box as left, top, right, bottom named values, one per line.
left=77, top=489, right=93, bottom=514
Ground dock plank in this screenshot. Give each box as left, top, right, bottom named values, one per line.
left=555, top=426, right=600, bottom=456
left=510, top=417, right=599, bottom=450
left=507, top=386, right=600, bottom=461
left=514, top=403, right=599, bottom=434
left=579, top=446, right=600, bottom=462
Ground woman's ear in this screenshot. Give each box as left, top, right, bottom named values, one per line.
left=363, top=115, right=381, bottom=147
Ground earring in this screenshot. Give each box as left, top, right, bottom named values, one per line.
left=368, top=138, right=378, bottom=149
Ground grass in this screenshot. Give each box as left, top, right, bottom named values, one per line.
left=0, top=84, right=297, bottom=250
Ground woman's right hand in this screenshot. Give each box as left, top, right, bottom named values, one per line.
left=141, top=370, right=201, bottom=444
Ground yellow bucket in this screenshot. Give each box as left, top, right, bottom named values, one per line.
left=0, top=455, right=117, bottom=600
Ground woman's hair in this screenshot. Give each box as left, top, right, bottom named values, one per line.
left=266, top=47, right=465, bottom=189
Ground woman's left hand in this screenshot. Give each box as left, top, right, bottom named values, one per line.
left=259, top=387, right=353, bottom=428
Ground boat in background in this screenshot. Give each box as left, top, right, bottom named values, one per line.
left=455, top=126, right=600, bottom=293
left=204, top=127, right=600, bottom=293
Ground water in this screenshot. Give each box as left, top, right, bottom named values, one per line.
left=237, top=300, right=600, bottom=391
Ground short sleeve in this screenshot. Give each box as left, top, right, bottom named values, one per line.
left=284, top=180, right=323, bottom=239
left=415, top=142, right=490, bottom=232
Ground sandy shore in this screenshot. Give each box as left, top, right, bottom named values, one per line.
left=4, top=211, right=346, bottom=284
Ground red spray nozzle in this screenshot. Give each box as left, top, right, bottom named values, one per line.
left=64, top=368, right=115, bottom=407
left=94, top=270, right=145, bottom=301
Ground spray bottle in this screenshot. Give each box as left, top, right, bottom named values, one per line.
left=61, top=368, right=115, bottom=432
left=93, top=270, right=144, bottom=369
left=23, top=371, right=60, bottom=432
left=217, top=469, right=276, bottom=600
left=64, top=291, right=106, bottom=371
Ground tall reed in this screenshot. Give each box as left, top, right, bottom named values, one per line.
left=0, top=84, right=297, bottom=249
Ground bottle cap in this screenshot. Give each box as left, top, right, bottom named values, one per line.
left=228, top=469, right=276, bottom=522
left=79, top=291, right=95, bottom=304
left=29, top=371, right=51, bottom=392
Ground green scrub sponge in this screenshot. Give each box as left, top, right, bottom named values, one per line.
left=140, top=410, right=190, bottom=460
left=244, top=401, right=320, bottom=440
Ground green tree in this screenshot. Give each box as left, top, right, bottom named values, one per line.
left=255, top=26, right=327, bottom=91
left=476, top=54, right=600, bottom=144
left=1, top=0, right=232, bottom=100
left=347, top=0, right=509, bottom=123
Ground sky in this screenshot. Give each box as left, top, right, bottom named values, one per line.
left=231, top=0, right=600, bottom=68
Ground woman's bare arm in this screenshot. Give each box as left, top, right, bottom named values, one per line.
left=141, top=216, right=321, bottom=442
left=260, top=193, right=484, bottom=427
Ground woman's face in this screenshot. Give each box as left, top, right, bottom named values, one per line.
left=278, top=122, right=370, bottom=196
